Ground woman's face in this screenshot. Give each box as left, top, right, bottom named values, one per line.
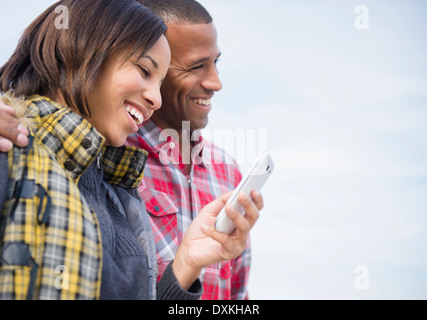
left=86, top=35, right=171, bottom=146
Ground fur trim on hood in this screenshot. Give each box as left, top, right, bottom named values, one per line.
left=0, top=91, right=33, bottom=130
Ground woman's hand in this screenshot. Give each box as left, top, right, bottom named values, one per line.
left=172, top=189, right=263, bottom=290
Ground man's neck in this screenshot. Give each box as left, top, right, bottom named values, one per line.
left=151, top=117, right=194, bottom=174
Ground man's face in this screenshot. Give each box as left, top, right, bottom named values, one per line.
left=151, top=22, right=222, bottom=131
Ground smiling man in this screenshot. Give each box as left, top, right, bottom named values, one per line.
left=125, top=0, right=251, bottom=300
left=150, top=22, right=222, bottom=134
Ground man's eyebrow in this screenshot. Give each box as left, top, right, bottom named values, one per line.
left=141, top=55, right=158, bottom=69
left=188, top=57, right=208, bottom=68
left=188, top=52, right=222, bottom=68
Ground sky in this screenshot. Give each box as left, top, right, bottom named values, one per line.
left=1, top=0, right=427, bottom=300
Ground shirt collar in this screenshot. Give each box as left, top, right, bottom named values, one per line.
left=27, top=95, right=148, bottom=187
left=101, top=145, right=148, bottom=189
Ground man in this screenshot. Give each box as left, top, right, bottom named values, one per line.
left=0, top=0, right=252, bottom=300
left=126, top=0, right=251, bottom=300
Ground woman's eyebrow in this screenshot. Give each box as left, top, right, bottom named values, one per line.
left=142, top=55, right=158, bottom=69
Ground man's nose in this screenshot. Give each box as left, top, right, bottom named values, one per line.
left=201, top=66, right=223, bottom=92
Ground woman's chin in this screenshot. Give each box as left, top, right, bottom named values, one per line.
left=104, top=135, right=128, bottom=148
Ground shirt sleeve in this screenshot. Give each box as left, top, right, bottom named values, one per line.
left=156, top=261, right=203, bottom=300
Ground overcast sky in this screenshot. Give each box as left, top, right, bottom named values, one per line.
left=1, top=0, right=427, bottom=299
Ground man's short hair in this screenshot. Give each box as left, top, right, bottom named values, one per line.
left=139, top=0, right=213, bottom=24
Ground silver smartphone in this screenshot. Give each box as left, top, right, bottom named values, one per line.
left=214, top=151, right=274, bottom=234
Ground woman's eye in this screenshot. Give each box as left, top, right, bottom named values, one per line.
left=137, top=66, right=150, bottom=77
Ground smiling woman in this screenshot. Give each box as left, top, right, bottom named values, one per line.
left=0, top=0, right=170, bottom=300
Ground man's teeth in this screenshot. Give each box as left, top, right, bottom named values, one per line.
left=126, top=106, right=144, bottom=124
left=192, top=98, right=211, bottom=106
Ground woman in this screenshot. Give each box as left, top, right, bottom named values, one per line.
left=0, top=0, right=261, bottom=299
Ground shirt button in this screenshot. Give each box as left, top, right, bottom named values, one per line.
left=154, top=205, right=160, bottom=212
left=81, top=137, right=92, bottom=149
left=64, top=159, right=77, bottom=171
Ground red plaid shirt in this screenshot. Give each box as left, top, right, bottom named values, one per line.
left=126, top=119, right=251, bottom=300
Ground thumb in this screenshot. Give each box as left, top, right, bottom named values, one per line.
left=201, top=223, right=229, bottom=245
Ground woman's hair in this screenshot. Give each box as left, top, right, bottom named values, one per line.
left=0, top=0, right=167, bottom=117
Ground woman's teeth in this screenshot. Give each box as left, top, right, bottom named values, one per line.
left=126, top=105, right=144, bottom=125
left=192, top=98, right=211, bottom=106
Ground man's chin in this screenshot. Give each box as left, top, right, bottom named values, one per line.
left=190, top=118, right=209, bottom=131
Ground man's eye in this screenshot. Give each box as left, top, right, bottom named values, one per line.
left=191, top=65, right=203, bottom=71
